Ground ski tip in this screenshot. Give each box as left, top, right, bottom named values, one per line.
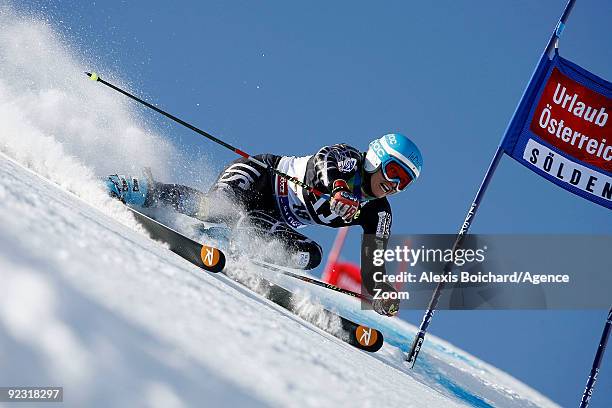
left=200, top=245, right=226, bottom=273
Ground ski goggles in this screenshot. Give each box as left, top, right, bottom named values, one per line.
left=381, top=159, right=414, bottom=192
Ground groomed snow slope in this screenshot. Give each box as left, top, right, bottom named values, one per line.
left=0, top=153, right=460, bottom=408
left=0, top=153, right=560, bottom=408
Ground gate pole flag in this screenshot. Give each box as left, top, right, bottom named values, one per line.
left=407, top=0, right=585, bottom=367
left=500, top=13, right=611, bottom=209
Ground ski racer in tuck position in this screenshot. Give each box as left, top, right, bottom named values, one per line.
left=105, top=133, right=423, bottom=316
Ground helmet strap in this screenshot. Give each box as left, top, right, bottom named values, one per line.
left=360, top=166, right=377, bottom=200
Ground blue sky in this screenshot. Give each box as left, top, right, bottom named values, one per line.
left=23, top=0, right=611, bottom=406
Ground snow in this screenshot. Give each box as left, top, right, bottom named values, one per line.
left=0, top=154, right=462, bottom=407
left=0, top=139, right=560, bottom=408
left=0, top=4, right=560, bottom=407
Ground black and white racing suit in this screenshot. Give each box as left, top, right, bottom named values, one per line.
left=149, top=144, right=392, bottom=294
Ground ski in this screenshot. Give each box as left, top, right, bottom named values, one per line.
left=128, top=206, right=383, bottom=352
left=250, top=263, right=384, bottom=353
left=126, top=206, right=226, bottom=273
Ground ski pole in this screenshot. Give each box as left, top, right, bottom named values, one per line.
left=85, top=72, right=331, bottom=201
left=579, top=307, right=611, bottom=408
left=250, top=259, right=373, bottom=303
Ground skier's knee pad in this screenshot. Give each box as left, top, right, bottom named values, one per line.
left=238, top=211, right=322, bottom=270
left=292, top=240, right=322, bottom=270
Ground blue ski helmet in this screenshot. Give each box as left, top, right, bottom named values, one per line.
left=364, top=133, right=422, bottom=189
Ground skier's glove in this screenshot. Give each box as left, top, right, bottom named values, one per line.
left=330, top=180, right=360, bottom=222
left=371, top=281, right=400, bottom=317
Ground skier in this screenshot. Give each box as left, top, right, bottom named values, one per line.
left=105, top=133, right=422, bottom=316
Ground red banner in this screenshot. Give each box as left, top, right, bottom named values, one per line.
left=530, top=68, right=611, bottom=172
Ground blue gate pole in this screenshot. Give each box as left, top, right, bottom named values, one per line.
left=406, top=147, right=503, bottom=367
left=579, top=307, right=612, bottom=408
left=406, top=0, right=577, bottom=368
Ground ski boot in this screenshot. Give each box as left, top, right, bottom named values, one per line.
left=105, top=173, right=150, bottom=207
